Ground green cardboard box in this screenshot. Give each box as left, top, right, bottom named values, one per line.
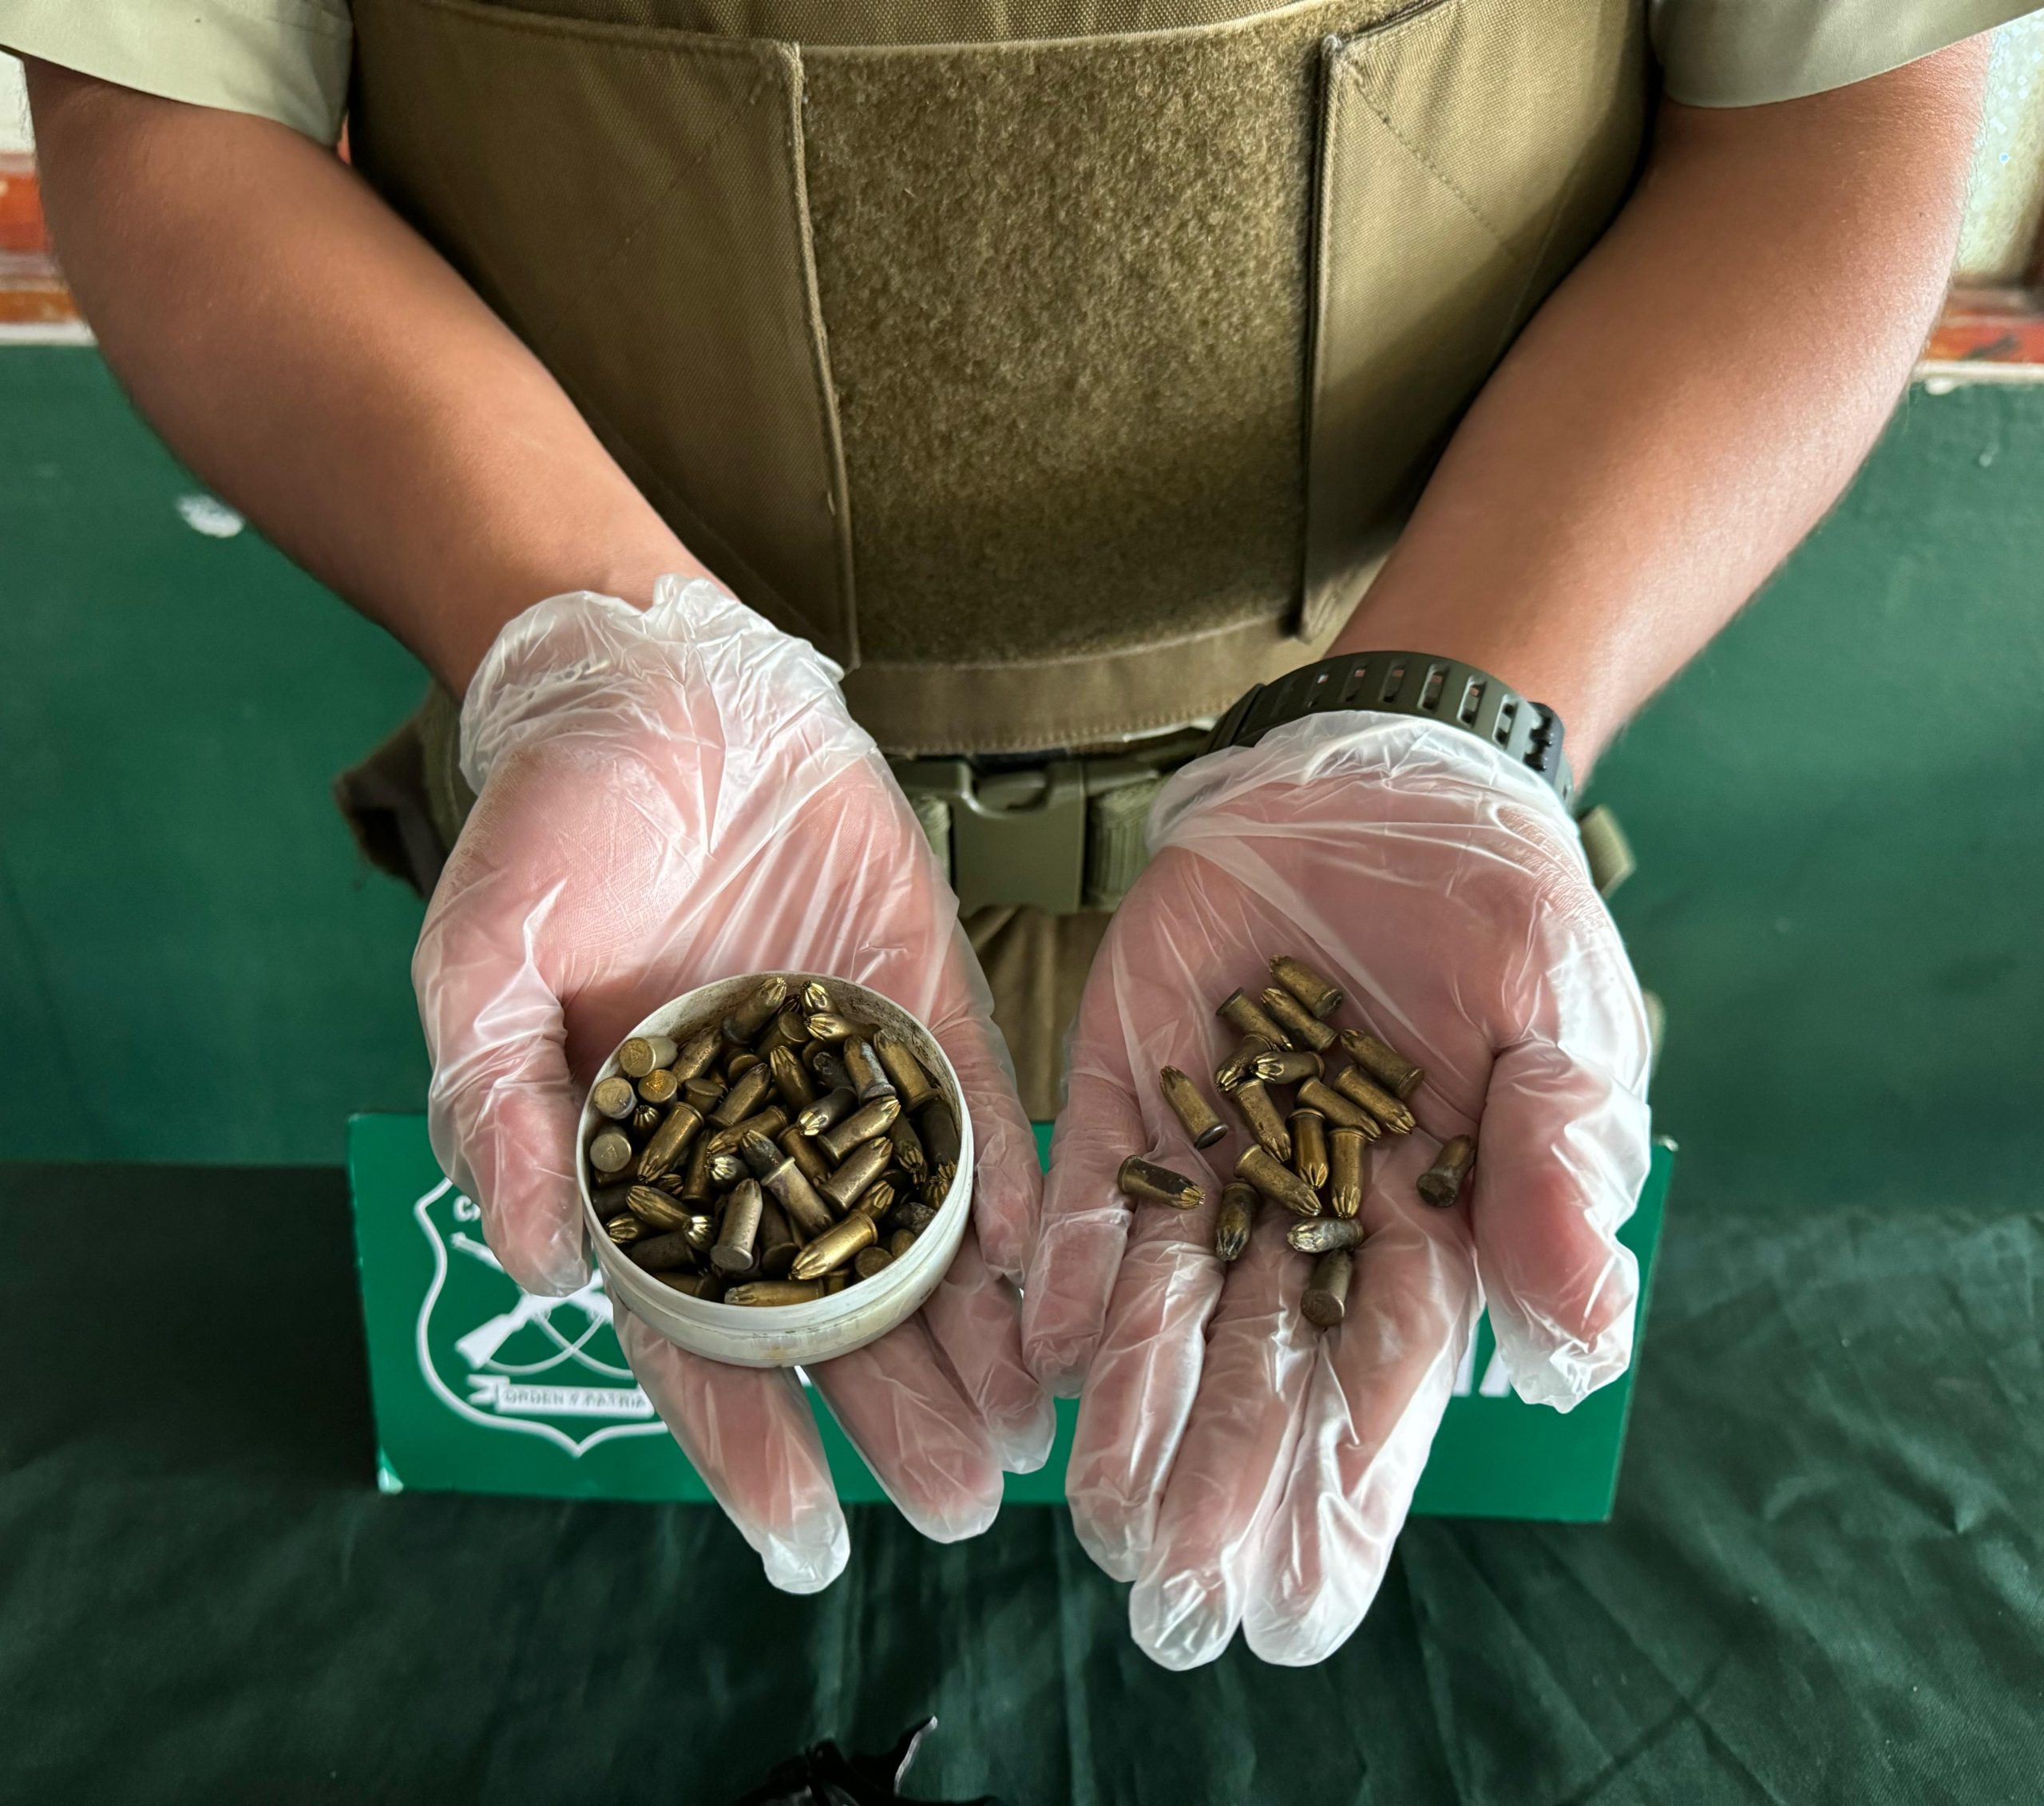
left=347, top=1115, right=1670, bottom=1520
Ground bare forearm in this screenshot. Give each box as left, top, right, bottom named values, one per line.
left=25, top=64, right=706, bottom=693
left=1332, top=39, right=1990, bottom=773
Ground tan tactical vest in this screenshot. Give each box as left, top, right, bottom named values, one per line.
left=349, top=0, right=1647, bottom=754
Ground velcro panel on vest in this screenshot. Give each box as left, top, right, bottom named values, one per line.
left=350, top=0, right=858, bottom=660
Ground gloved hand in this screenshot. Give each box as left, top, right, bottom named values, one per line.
left=415, top=576, right=1052, bottom=1593
left=1021, top=712, right=1652, bottom=1668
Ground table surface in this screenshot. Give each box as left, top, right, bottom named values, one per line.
left=4, top=1161, right=2038, bottom=1804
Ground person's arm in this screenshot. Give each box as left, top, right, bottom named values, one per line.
left=1331, top=36, right=1992, bottom=774
left=22, top=60, right=708, bottom=693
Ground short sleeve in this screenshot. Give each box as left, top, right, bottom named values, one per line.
left=1653, top=1, right=2040, bottom=107
left=0, top=0, right=352, bottom=145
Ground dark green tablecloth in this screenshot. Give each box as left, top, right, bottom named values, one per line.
left=2, top=1162, right=2038, bottom=1803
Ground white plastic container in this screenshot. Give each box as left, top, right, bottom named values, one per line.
left=577, top=972, right=973, bottom=1368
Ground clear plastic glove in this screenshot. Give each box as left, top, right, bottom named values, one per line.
left=415, top=577, right=1052, bottom=1594
left=1021, top=712, right=1652, bottom=1668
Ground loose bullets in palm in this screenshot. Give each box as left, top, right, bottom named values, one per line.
left=1296, top=1077, right=1381, bottom=1138
left=1118, top=1156, right=1204, bottom=1210
left=1418, top=1135, right=1476, bottom=1207
left=1236, top=1145, right=1321, bottom=1217
left=1214, top=1180, right=1257, bottom=1261
left=1330, top=1065, right=1416, bottom=1135
left=1289, top=1216, right=1365, bottom=1254
left=1269, top=954, right=1345, bottom=1020
left=1259, top=986, right=1337, bottom=1052
left=1218, top=988, right=1293, bottom=1049
left=1291, top=1109, right=1329, bottom=1190
left=1216, top=1036, right=1274, bottom=1093
left=1160, top=1066, right=1228, bottom=1149
left=1301, top=1250, right=1353, bottom=1327
left=1329, top=1126, right=1367, bottom=1218
left=1252, top=1048, right=1322, bottom=1086
left=1338, top=1029, right=1424, bottom=1101
left=1233, top=1078, right=1293, bottom=1162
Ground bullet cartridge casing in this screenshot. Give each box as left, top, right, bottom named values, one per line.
left=1329, top=1126, right=1368, bottom=1218
left=841, top=1036, right=895, bottom=1103
left=892, top=1198, right=940, bottom=1234
left=1289, top=1216, right=1366, bottom=1254
left=743, top=1131, right=836, bottom=1238
left=757, top=1004, right=809, bottom=1058
left=623, top=1183, right=699, bottom=1232
left=738, top=1128, right=783, bottom=1180
left=651, top=1170, right=691, bottom=1197
left=768, top=1045, right=816, bottom=1111
left=588, top=1124, right=635, bottom=1175
left=1339, top=1029, right=1425, bottom=1101
left=635, top=1103, right=704, bottom=1182
left=873, top=1031, right=939, bottom=1111
left=724, top=1279, right=827, bottom=1306
left=790, top=1210, right=877, bottom=1281
left=816, top=1094, right=903, bottom=1165
left=707, top=1151, right=747, bottom=1188
left=629, top=1230, right=700, bottom=1272
left=1117, top=1156, right=1204, bottom=1210
left=632, top=1103, right=664, bottom=1138
left=671, top=1025, right=724, bottom=1083
left=886, top=1115, right=927, bottom=1177
left=850, top=1179, right=897, bottom=1222
left=1214, top=1181, right=1258, bottom=1261
left=682, top=1075, right=726, bottom=1114
left=756, top=1201, right=800, bottom=1277
left=617, top=1035, right=679, bottom=1079
left=1160, top=1066, right=1228, bottom=1149
left=1252, top=1048, right=1323, bottom=1086
left=1236, top=1146, right=1321, bottom=1217
left=806, top=1045, right=850, bottom=1090
left=1259, top=987, right=1337, bottom=1052
left=1218, top=988, right=1294, bottom=1050
left=917, top=1098, right=962, bottom=1169
left=635, top=1067, right=680, bottom=1106
left=1233, top=1079, right=1293, bottom=1162
left=706, top=1106, right=789, bottom=1159
left=709, top=1062, right=774, bottom=1128
left=655, top=1270, right=723, bottom=1299
left=591, top=1075, right=638, bottom=1121
left=854, top=1246, right=895, bottom=1281
left=711, top=1178, right=765, bottom=1274
left=825, top=1272, right=852, bottom=1293
left=1295, top=1078, right=1381, bottom=1138
left=778, top=1126, right=832, bottom=1189
left=1330, top=1065, right=1416, bottom=1135
left=1301, top=1250, right=1354, bottom=1328
left=604, top=1212, right=644, bottom=1246
left=801, top=980, right=834, bottom=1016
left=805, top=1012, right=860, bottom=1044
left=1269, top=954, right=1345, bottom=1020
left=921, top=1170, right=955, bottom=1210
left=723, top=975, right=790, bottom=1045
left=1216, top=1036, right=1275, bottom=1094
left=821, top=1139, right=893, bottom=1211
left=725, top=1052, right=762, bottom=1080
left=798, top=1085, right=858, bottom=1136
left=1418, top=1135, right=1476, bottom=1208
left=887, top=1230, right=918, bottom=1259
left=679, top=1136, right=716, bottom=1204
left=1291, top=1110, right=1329, bottom=1190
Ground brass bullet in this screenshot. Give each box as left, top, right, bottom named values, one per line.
left=1329, top=1126, right=1368, bottom=1218
left=591, top=1075, right=638, bottom=1121
left=679, top=1135, right=715, bottom=1204
left=705, top=1106, right=789, bottom=1158
left=806, top=1045, right=850, bottom=1090
left=636, top=1067, right=680, bottom=1107
left=892, top=1198, right=940, bottom=1234
left=652, top=1170, right=691, bottom=1198
left=842, top=1036, right=895, bottom=1103
left=1216, top=1036, right=1275, bottom=1094
left=757, top=1004, right=809, bottom=1058
left=604, top=1212, right=644, bottom=1246
left=817, top=1095, right=902, bottom=1164
left=1251, top=1048, right=1323, bottom=1087
left=805, top=1012, right=860, bottom=1044
left=635, top=1103, right=704, bottom=1182
left=1418, top=1135, right=1476, bottom=1208
left=725, top=1052, right=762, bottom=1080
left=1159, top=1066, right=1228, bottom=1150
left=1301, top=1250, right=1354, bottom=1328
left=825, top=1272, right=851, bottom=1294
left=1291, top=1110, right=1329, bottom=1190
left=723, top=1279, right=827, bottom=1307
left=710, top=1063, right=774, bottom=1128
left=1214, top=1180, right=1257, bottom=1261
left=822, top=1139, right=893, bottom=1211
left=741, top=1129, right=835, bottom=1236
left=1269, top=954, right=1345, bottom=1020
left=1295, top=1077, right=1382, bottom=1139
left=711, top=1178, right=765, bottom=1274
left=886, top=1115, right=927, bottom=1178
left=757, top=1201, right=800, bottom=1277
left=707, top=1152, right=747, bottom=1188
left=591, top=1180, right=638, bottom=1215
left=1330, top=1065, right=1416, bottom=1135
left=801, top=980, right=833, bottom=1015
left=655, top=1270, right=722, bottom=1299
left=1117, top=1156, right=1204, bottom=1210
left=588, top=1123, right=635, bottom=1175
left=850, top=1178, right=897, bottom=1222
left=723, top=976, right=790, bottom=1046
left=671, top=1025, right=723, bottom=1083
left=617, top=1034, right=679, bottom=1079
left=873, top=1031, right=939, bottom=1112
left=1338, top=1029, right=1425, bottom=1102
left=632, top=1103, right=664, bottom=1139
left=1289, top=1216, right=1366, bottom=1254
left=917, top=1097, right=961, bottom=1170
left=1233, top=1079, right=1293, bottom=1163
left=888, top=1230, right=918, bottom=1259
left=1235, top=1146, right=1321, bottom=1217
left=854, top=1246, right=894, bottom=1281
left=1259, top=987, right=1337, bottom=1052
left=769, top=1045, right=816, bottom=1111
left=624, top=1184, right=699, bottom=1233
left=1218, top=988, right=1293, bottom=1049
left=778, top=1126, right=832, bottom=1190
left=798, top=1085, right=858, bottom=1136
left=682, top=1075, right=726, bottom=1115
left=628, top=1230, right=699, bottom=1272
left=790, top=1211, right=877, bottom=1280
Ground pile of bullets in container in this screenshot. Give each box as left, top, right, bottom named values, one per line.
left=1119, top=955, right=1476, bottom=1329
left=583, top=977, right=960, bottom=1307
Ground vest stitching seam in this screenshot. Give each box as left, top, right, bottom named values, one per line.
left=1343, top=76, right=1518, bottom=260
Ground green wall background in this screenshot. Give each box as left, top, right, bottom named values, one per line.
left=2, top=350, right=2039, bottom=1226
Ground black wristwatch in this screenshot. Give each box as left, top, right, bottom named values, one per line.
left=1205, top=651, right=1573, bottom=807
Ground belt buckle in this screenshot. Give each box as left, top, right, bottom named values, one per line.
left=892, top=758, right=1087, bottom=915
